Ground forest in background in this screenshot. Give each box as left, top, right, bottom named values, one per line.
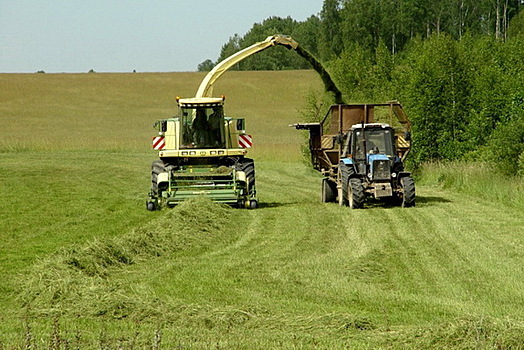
left=199, top=0, right=524, bottom=176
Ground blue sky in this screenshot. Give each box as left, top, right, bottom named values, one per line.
left=0, top=1, right=322, bottom=73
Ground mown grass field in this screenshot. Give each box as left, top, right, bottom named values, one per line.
left=1, top=71, right=523, bottom=349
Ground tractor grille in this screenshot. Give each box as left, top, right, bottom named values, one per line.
left=372, top=159, right=391, bottom=181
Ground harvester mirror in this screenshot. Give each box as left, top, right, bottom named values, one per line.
left=236, top=119, right=245, bottom=131
left=404, top=131, right=411, bottom=141
left=153, top=120, right=168, bottom=132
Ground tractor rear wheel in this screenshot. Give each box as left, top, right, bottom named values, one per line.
left=321, top=178, right=337, bottom=203
left=400, top=176, right=416, bottom=207
left=348, top=178, right=365, bottom=209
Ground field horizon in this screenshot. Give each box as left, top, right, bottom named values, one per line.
left=1, top=71, right=523, bottom=348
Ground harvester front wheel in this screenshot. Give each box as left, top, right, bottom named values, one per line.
left=249, top=199, right=258, bottom=209
left=151, top=160, right=165, bottom=196
left=237, top=158, right=256, bottom=195
left=146, top=201, right=156, bottom=211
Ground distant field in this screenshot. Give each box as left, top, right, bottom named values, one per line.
left=1, top=71, right=523, bottom=349
left=0, top=70, right=321, bottom=159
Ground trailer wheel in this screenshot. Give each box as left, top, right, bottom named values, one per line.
left=348, top=178, right=365, bottom=209
left=321, top=178, right=337, bottom=203
left=400, top=177, right=416, bottom=207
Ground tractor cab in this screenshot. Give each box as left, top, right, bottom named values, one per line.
left=348, top=123, right=396, bottom=158
left=344, top=123, right=402, bottom=181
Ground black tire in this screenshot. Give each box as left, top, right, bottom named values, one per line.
left=338, top=166, right=348, bottom=206
left=348, top=178, right=365, bottom=209
left=400, top=176, right=416, bottom=207
left=249, top=199, right=258, bottom=209
left=321, top=178, right=337, bottom=203
left=151, top=159, right=165, bottom=196
left=338, top=163, right=356, bottom=206
left=146, top=201, right=156, bottom=211
left=236, top=158, right=256, bottom=195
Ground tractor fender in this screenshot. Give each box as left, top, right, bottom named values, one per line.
left=341, top=158, right=354, bottom=165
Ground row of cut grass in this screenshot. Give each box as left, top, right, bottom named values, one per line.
left=1, top=72, right=523, bottom=348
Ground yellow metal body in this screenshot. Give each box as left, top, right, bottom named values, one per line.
left=195, top=35, right=299, bottom=98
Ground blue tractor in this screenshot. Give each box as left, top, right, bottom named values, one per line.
left=294, top=102, right=415, bottom=208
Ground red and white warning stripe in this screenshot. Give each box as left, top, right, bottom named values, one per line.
left=238, top=134, right=253, bottom=148
left=152, top=136, right=165, bottom=150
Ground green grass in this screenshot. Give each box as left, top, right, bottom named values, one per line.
left=417, top=161, right=524, bottom=209
left=1, top=72, right=523, bottom=348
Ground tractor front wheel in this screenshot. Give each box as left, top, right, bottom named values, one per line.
left=400, top=176, right=416, bottom=207
left=348, top=178, right=365, bottom=209
left=338, top=165, right=350, bottom=206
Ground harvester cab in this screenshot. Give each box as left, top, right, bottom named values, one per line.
left=146, top=96, right=257, bottom=211
left=294, top=101, right=415, bottom=208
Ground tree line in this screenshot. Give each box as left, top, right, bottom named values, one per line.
left=198, top=0, right=524, bottom=176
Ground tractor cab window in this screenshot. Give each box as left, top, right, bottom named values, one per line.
left=180, top=106, right=225, bottom=149
left=352, top=128, right=395, bottom=159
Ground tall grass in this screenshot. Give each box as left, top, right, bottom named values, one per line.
left=417, top=161, right=524, bottom=209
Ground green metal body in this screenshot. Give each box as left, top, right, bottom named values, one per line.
left=161, top=166, right=247, bottom=206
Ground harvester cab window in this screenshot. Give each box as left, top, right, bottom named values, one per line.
left=180, top=106, right=225, bottom=149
